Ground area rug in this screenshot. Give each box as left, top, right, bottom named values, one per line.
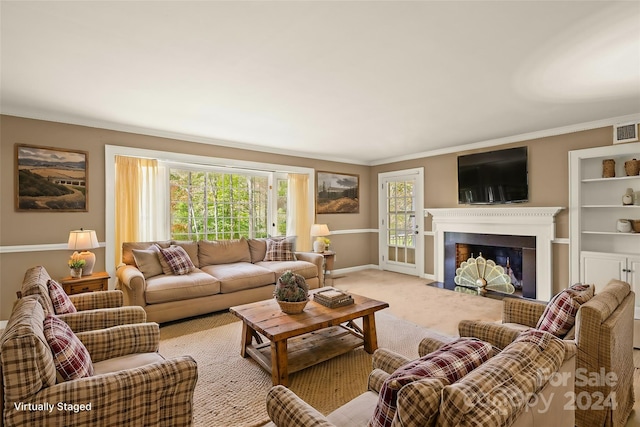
left=159, top=309, right=452, bottom=427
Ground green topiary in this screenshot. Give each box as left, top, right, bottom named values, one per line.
left=274, top=270, right=309, bottom=302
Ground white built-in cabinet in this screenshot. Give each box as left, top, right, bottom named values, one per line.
left=569, top=142, right=640, bottom=317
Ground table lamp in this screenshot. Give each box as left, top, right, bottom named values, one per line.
left=310, top=224, right=330, bottom=253
left=68, top=229, right=99, bottom=276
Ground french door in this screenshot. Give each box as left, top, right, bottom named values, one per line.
left=378, top=168, right=424, bottom=276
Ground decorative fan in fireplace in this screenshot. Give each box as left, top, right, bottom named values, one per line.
left=454, top=253, right=515, bottom=295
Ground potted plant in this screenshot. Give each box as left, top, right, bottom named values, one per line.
left=274, top=270, right=309, bottom=314
left=68, top=257, right=86, bottom=278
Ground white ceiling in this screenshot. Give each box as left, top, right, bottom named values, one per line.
left=2, top=1, right=639, bottom=165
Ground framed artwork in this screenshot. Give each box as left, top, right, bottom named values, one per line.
left=316, top=171, right=359, bottom=214
left=15, top=144, right=88, bottom=211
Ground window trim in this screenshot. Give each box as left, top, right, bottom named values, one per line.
left=105, top=145, right=315, bottom=284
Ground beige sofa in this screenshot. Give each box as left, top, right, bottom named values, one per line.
left=116, top=238, right=323, bottom=323
left=266, top=332, right=576, bottom=427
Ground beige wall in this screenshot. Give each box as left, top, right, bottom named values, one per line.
left=0, top=114, right=618, bottom=319
left=371, top=126, right=612, bottom=294
left=0, top=115, right=371, bottom=318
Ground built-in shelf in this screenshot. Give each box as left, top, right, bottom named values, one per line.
left=582, top=176, right=640, bottom=183
left=581, top=231, right=640, bottom=236
left=582, top=205, right=640, bottom=208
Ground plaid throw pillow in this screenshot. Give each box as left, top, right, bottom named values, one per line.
left=43, top=314, right=94, bottom=381
left=47, top=279, right=77, bottom=314
left=370, top=338, right=494, bottom=427
left=536, top=283, right=594, bottom=337
left=263, top=239, right=295, bottom=262
left=158, top=245, right=195, bottom=275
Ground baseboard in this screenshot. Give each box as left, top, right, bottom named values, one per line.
left=332, top=264, right=380, bottom=276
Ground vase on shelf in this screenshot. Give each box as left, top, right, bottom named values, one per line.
left=69, top=268, right=82, bottom=278
left=602, top=159, right=616, bottom=178
left=625, top=159, right=639, bottom=176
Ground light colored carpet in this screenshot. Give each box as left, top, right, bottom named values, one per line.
left=159, top=269, right=500, bottom=427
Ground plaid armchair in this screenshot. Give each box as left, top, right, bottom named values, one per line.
left=20, top=266, right=146, bottom=333
left=0, top=295, right=198, bottom=427
left=458, top=279, right=635, bottom=427
left=266, top=334, right=574, bottom=427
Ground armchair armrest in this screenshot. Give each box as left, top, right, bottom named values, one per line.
left=266, top=385, right=335, bottom=427
left=57, top=306, right=147, bottom=333
left=372, top=348, right=412, bottom=374
left=502, top=297, right=546, bottom=327
left=368, top=368, right=391, bottom=394
left=418, top=336, right=452, bottom=357
left=69, top=290, right=123, bottom=310
left=458, top=319, right=523, bottom=350
left=76, top=322, right=159, bottom=363
left=10, top=356, right=198, bottom=427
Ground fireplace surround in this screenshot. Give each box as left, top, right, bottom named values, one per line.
left=425, top=207, right=564, bottom=301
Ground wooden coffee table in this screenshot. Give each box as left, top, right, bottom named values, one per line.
left=229, top=292, right=389, bottom=386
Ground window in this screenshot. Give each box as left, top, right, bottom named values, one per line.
left=169, top=168, right=270, bottom=241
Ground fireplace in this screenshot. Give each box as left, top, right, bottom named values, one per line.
left=425, top=207, right=564, bottom=301
left=445, top=232, right=536, bottom=298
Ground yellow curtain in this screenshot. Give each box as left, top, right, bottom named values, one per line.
left=287, top=173, right=311, bottom=251
left=114, top=156, right=158, bottom=265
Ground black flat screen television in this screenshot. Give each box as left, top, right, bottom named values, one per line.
left=458, top=147, right=528, bottom=205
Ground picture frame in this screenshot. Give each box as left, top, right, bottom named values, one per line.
left=316, top=171, right=359, bottom=214
left=15, top=144, right=88, bottom=212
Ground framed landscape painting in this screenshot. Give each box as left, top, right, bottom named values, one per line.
left=316, top=171, right=359, bottom=214
left=15, top=144, right=88, bottom=211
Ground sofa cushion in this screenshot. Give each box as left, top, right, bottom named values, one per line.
left=264, top=239, right=296, bottom=261
left=43, top=314, right=94, bottom=382
left=256, top=260, right=318, bottom=280
left=536, top=283, right=594, bottom=337
left=144, top=269, right=221, bottom=304
left=248, top=238, right=268, bottom=263
left=200, top=263, right=275, bottom=293
left=370, top=337, right=494, bottom=427
left=48, top=279, right=77, bottom=314
left=158, top=245, right=196, bottom=275
left=439, top=329, right=565, bottom=427
left=132, top=246, right=164, bottom=279
left=122, top=240, right=171, bottom=266
left=198, top=238, right=251, bottom=266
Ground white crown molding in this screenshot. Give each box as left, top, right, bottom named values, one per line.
left=371, top=113, right=640, bottom=166
left=3, top=110, right=638, bottom=166
left=0, top=242, right=105, bottom=254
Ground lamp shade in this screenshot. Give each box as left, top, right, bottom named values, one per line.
left=67, top=229, right=99, bottom=250
left=310, top=224, right=330, bottom=237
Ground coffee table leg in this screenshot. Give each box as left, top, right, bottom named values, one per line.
left=240, top=322, right=254, bottom=358
left=362, top=313, right=379, bottom=354
left=271, top=339, right=289, bottom=386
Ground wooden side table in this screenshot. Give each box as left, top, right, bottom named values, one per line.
left=60, top=271, right=110, bottom=295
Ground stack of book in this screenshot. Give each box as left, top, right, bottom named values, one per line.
left=314, top=288, right=354, bottom=308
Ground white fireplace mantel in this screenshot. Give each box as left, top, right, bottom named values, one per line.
left=424, top=207, right=564, bottom=301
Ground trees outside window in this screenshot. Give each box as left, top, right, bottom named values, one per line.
left=170, top=169, right=269, bottom=241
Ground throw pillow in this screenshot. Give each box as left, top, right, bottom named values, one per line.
left=132, top=245, right=164, bottom=279
left=536, top=283, right=594, bottom=337
left=47, top=279, right=77, bottom=314
left=43, top=314, right=94, bottom=381
left=158, top=245, right=195, bottom=275
left=263, top=238, right=295, bottom=262
left=369, top=337, right=494, bottom=427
